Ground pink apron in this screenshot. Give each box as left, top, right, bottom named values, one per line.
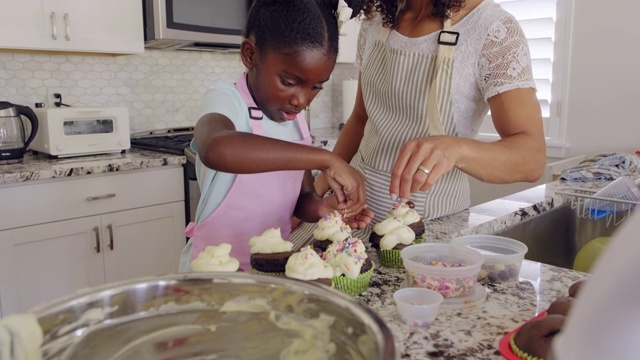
left=186, top=74, right=312, bottom=270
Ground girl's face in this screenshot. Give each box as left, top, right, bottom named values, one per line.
left=245, top=46, right=336, bottom=123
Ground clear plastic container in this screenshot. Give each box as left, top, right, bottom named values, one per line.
left=400, top=243, right=483, bottom=297
left=452, top=235, right=528, bottom=284
left=393, top=288, right=443, bottom=327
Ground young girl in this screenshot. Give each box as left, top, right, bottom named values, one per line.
left=179, top=0, right=371, bottom=271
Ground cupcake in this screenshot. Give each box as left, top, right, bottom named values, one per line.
left=190, top=243, right=240, bottom=272
left=369, top=217, right=416, bottom=267
left=312, top=211, right=352, bottom=252
left=387, top=201, right=425, bottom=239
left=510, top=314, right=566, bottom=360
left=249, top=228, right=294, bottom=275
left=324, top=238, right=374, bottom=296
left=285, top=246, right=334, bottom=287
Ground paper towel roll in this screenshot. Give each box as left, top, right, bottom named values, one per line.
left=342, top=79, right=358, bottom=123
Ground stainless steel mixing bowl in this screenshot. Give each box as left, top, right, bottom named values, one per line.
left=29, top=272, right=396, bottom=360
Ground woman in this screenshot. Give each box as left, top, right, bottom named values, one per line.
left=315, top=0, right=546, bottom=224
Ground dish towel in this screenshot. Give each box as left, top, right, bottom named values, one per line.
left=0, top=313, right=43, bottom=360
left=559, top=152, right=639, bottom=181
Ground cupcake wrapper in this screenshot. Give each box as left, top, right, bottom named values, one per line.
left=250, top=268, right=285, bottom=277
left=331, top=263, right=375, bottom=296
left=377, top=237, right=424, bottom=268
left=509, top=333, right=545, bottom=360
left=376, top=249, right=404, bottom=268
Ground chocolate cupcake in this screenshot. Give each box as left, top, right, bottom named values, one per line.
left=511, top=314, right=566, bottom=360
left=324, top=238, right=374, bottom=295
left=312, top=211, right=352, bottom=252
left=190, top=243, right=240, bottom=272
left=387, top=201, right=426, bottom=240
left=547, top=296, right=574, bottom=316
left=285, top=246, right=334, bottom=286
left=248, top=228, right=294, bottom=275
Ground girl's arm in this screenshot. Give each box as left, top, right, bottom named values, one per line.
left=314, top=73, right=368, bottom=195
left=195, top=112, right=367, bottom=212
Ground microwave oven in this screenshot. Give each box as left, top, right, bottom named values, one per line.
left=30, top=107, right=130, bottom=158
left=143, top=0, right=253, bottom=52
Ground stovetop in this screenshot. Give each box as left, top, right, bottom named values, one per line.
left=130, top=127, right=194, bottom=155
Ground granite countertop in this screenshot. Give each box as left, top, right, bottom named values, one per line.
left=0, top=141, right=595, bottom=358
left=0, top=149, right=186, bottom=185
left=356, top=183, right=592, bottom=359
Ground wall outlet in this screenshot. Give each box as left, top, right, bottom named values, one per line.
left=45, top=87, right=65, bottom=108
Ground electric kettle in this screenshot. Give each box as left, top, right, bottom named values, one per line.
left=0, top=101, right=39, bottom=164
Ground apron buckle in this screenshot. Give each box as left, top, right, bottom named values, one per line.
left=438, top=30, right=460, bottom=46
left=248, top=106, right=263, bottom=120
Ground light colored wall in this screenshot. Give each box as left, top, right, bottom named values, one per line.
left=562, top=0, right=640, bottom=158
left=0, top=50, right=356, bottom=133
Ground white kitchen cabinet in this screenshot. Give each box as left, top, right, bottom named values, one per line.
left=0, top=0, right=143, bottom=55
left=0, top=167, right=185, bottom=316
left=337, top=17, right=362, bottom=64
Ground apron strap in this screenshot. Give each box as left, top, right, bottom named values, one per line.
left=426, top=19, right=459, bottom=136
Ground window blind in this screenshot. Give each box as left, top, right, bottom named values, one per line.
left=478, top=0, right=560, bottom=139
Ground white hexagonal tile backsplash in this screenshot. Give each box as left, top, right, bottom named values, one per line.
left=0, top=50, right=358, bottom=133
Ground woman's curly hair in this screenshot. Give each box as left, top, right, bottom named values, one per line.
left=358, top=0, right=466, bottom=28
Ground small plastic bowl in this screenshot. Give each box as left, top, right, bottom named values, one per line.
left=451, top=235, right=528, bottom=284
left=400, top=243, right=484, bottom=297
left=393, top=288, right=443, bottom=327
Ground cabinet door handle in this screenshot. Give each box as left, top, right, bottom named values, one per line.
left=107, top=224, right=114, bottom=251
left=63, top=13, right=70, bottom=41
left=86, top=193, right=116, bottom=201
left=93, top=226, right=101, bottom=253
left=50, top=12, right=57, bottom=40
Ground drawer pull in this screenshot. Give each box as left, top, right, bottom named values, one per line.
left=86, top=193, right=116, bottom=201
left=107, top=224, right=114, bottom=251
left=93, top=226, right=101, bottom=253
left=63, top=13, right=70, bottom=41
left=50, top=12, right=57, bottom=40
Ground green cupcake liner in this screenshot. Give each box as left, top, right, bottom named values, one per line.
left=510, top=333, right=545, bottom=360
left=331, top=263, right=375, bottom=296
left=376, top=237, right=425, bottom=268
left=250, top=268, right=285, bottom=277
left=376, top=249, right=404, bottom=268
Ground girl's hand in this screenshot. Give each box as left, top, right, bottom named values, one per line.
left=319, top=194, right=374, bottom=229
left=322, top=160, right=367, bottom=214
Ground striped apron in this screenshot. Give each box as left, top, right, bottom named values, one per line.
left=290, top=19, right=470, bottom=245
left=356, top=19, right=469, bottom=226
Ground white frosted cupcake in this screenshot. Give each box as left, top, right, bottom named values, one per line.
left=249, top=228, right=294, bottom=275
left=285, top=246, right=334, bottom=286
left=369, top=201, right=425, bottom=268
left=190, top=243, right=240, bottom=272
left=324, top=238, right=374, bottom=296
left=312, top=211, right=352, bottom=252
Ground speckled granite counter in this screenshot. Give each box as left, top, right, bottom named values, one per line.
left=355, top=183, right=592, bottom=359
left=0, top=149, right=186, bottom=185
left=0, top=143, right=596, bottom=359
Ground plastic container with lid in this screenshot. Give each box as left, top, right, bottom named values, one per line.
left=451, top=235, right=528, bottom=284
left=400, top=243, right=484, bottom=298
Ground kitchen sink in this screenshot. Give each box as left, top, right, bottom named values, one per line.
left=493, top=204, right=622, bottom=269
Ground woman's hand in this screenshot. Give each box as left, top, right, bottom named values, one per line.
left=389, top=135, right=460, bottom=201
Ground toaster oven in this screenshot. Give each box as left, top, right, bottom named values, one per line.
left=30, top=107, right=130, bottom=158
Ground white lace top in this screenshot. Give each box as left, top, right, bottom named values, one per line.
left=356, top=0, right=536, bottom=138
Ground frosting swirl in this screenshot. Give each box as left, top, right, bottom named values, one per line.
left=324, top=238, right=367, bottom=279
left=373, top=217, right=416, bottom=250
left=285, top=246, right=334, bottom=281
left=388, top=202, right=421, bottom=225
left=190, top=243, right=240, bottom=272
left=313, top=211, right=351, bottom=242
left=249, top=228, right=293, bottom=254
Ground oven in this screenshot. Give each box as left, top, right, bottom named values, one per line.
left=130, top=127, right=199, bottom=225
